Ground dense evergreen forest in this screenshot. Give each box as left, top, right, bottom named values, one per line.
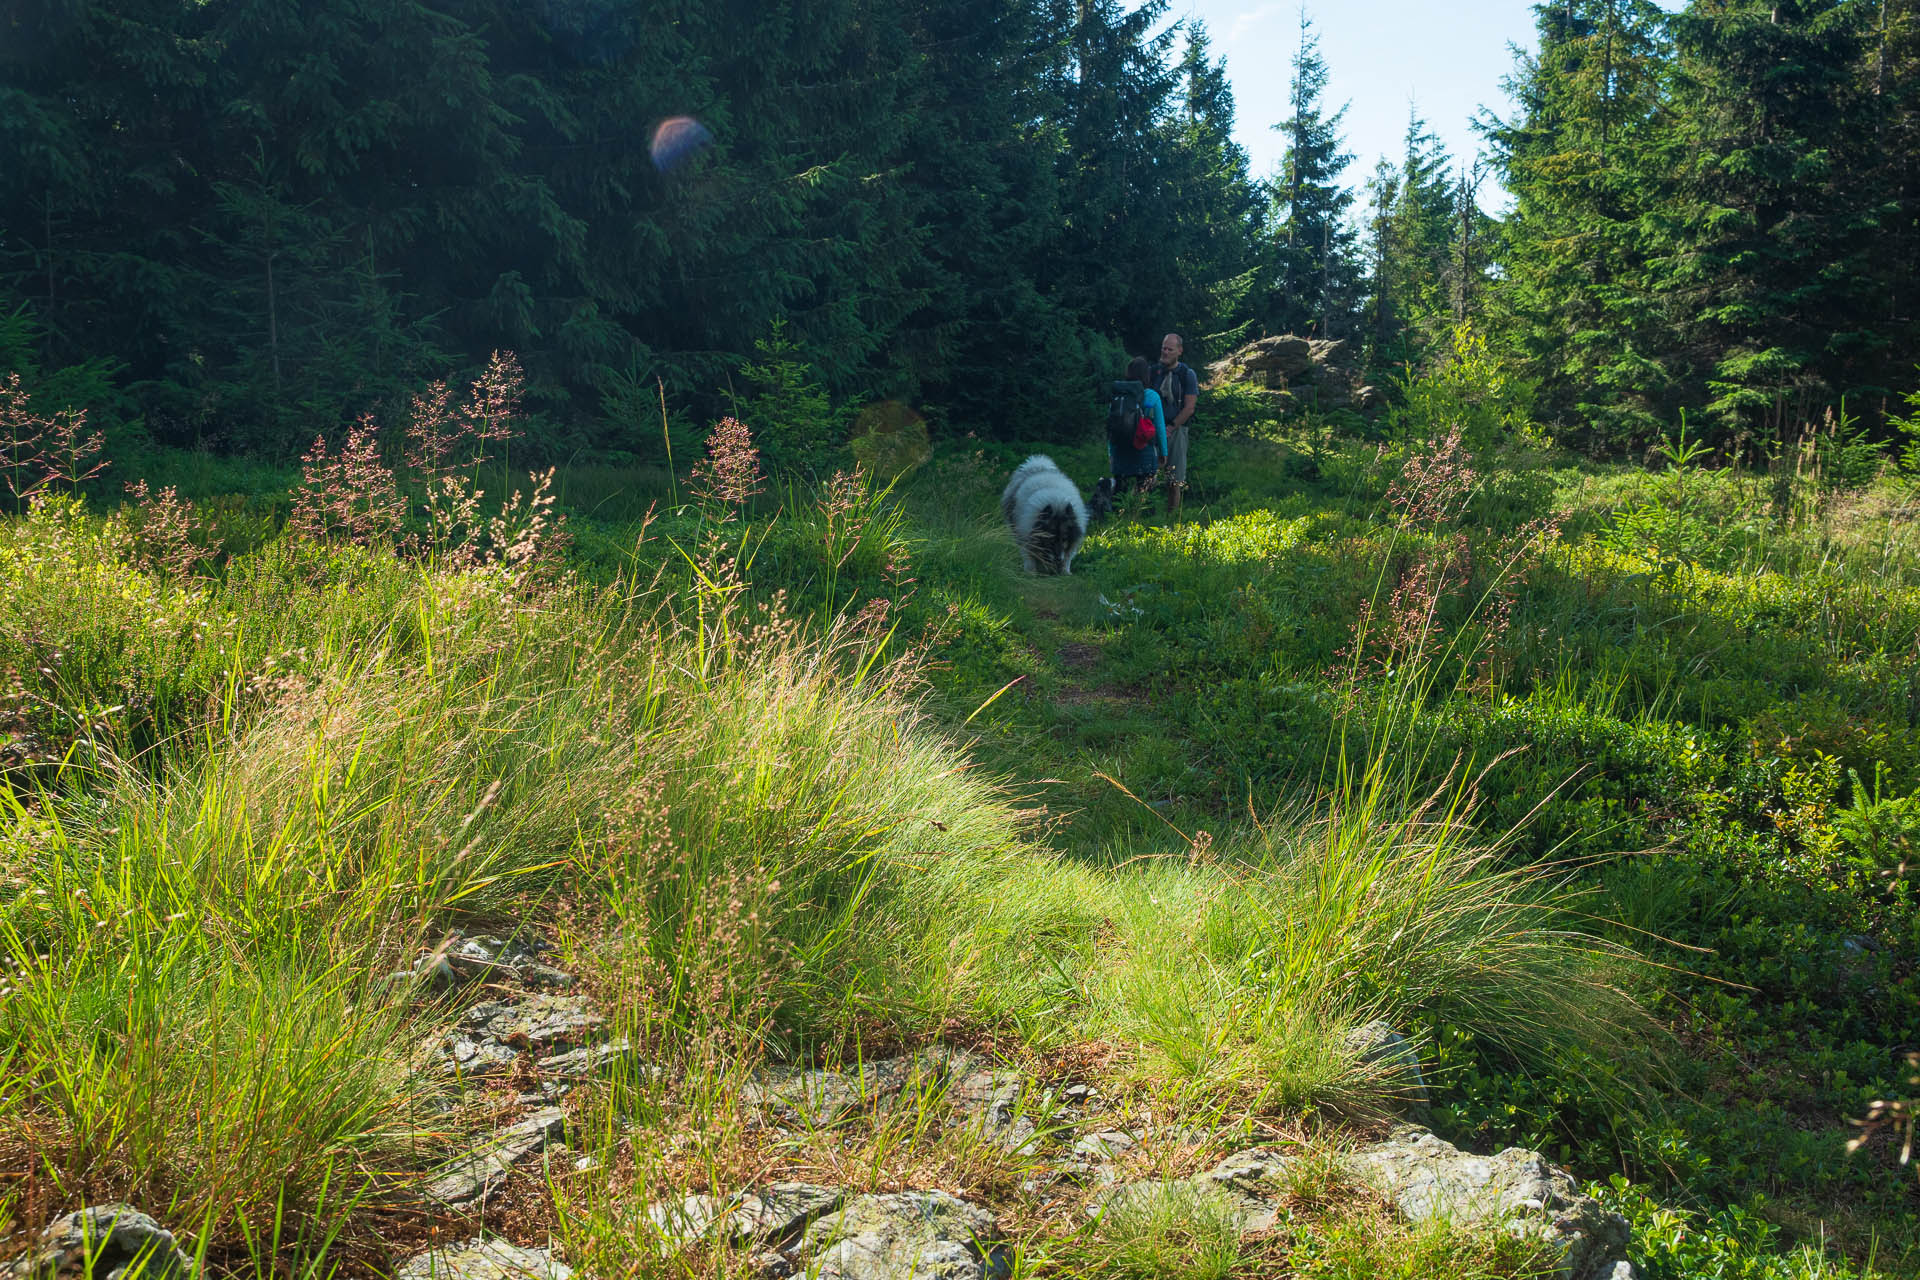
left=3, top=0, right=1918, bottom=459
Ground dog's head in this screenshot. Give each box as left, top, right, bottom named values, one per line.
left=1088, top=476, right=1116, bottom=521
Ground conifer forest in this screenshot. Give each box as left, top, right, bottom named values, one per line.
left=7, top=0, right=1911, bottom=455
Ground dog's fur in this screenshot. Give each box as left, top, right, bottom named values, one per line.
left=1088, top=476, right=1117, bottom=522
left=1001, top=454, right=1090, bottom=575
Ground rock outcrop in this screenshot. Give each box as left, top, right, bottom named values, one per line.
left=395, top=1240, right=571, bottom=1280
left=1206, top=334, right=1383, bottom=413
left=1096, top=1126, right=1633, bottom=1280
left=4, top=932, right=1631, bottom=1280
left=4, top=1205, right=196, bottom=1280
left=799, top=1192, right=1004, bottom=1280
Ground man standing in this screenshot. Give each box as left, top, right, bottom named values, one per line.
left=1150, top=333, right=1199, bottom=514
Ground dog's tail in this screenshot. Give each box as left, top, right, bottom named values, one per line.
left=1031, top=501, right=1084, bottom=573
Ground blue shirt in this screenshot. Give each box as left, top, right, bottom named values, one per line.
left=1109, top=388, right=1168, bottom=477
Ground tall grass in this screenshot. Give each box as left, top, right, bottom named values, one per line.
left=1, top=467, right=1652, bottom=1271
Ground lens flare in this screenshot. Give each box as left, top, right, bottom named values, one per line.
left=650, top=116, right=714, bottom=172
left=850, top=401, right=931, bottom=480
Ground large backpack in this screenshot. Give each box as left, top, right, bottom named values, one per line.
left=1105, top=380, right=1151, bottom=451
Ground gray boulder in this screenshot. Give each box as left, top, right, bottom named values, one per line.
left=1097, top=1128, right=1631, bottom=1280
left=424, top=1107, right=569, bottom=1208
left=439, top=1033, right=522, bottom=1080
left=1204, top=332, right=1381, bottom=416
left=1207, top=335, right=1315, bottom=382
left=4, top=1204, right=195, bottom=1280
left=537, top=1038, right=642, bottom=1081
left=798, top=1192, right=1003, bottom=1280
left=647, top=1184, right=843, bottom=1250
left=745, top=1053, right=952, bottom=1128
left=1344, top=1020, right=1429, bottom=1112
left=394, top=1240, right=570, bottom=1280
left=1342, top=1128, right=1630, bottom=1279
left=472, top=994, right=602, bottom=1051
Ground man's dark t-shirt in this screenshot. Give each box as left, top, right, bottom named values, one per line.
left=1152, top=362, right=1198, bottom=426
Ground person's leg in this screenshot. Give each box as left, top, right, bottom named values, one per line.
left=1167, top=425, right=1189, bottom=514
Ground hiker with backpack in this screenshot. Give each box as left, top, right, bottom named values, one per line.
left=1149, top=333, right=1199, bottom=514
left=1105, top=356, right=1168, bottom=499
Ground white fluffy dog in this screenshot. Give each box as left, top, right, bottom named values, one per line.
left=1001, top=454, right=1090, bottom=575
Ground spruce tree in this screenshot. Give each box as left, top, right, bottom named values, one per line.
left=1046, top=0, right=1184, bottom=352
left=880, top=0, right=1091, bottom=436
left=1157, top=22, right=1265, bottom=355
left=1263, top=10, right=1358, bottom=338
left=1665, top=0, right=1887, bottom=449
left=1485, top=0, right=1675, bottom=449
left=1872, top=0, right=1920, bottom=385
left=1384, top=110, right=1457, bottom=362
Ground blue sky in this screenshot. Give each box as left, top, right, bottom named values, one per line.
left=1156, top=1, right=1685, bottom=210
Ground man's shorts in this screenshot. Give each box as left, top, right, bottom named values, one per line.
left=1167, top=424, right=1189, bottom=486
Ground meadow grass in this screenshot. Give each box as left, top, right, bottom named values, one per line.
left=0, top=461, right=1656, bottom=1274
left=13, top=414, right=1918, bottom=1275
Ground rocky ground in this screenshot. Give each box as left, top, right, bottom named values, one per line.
left=5, top=932, right=1639, bottom=1280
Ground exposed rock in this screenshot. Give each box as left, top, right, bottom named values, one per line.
left=1307, top=337, right=1350, bottom=366
left=798, top=1192, right=1003, bottom=1280
left=1098, top=1129, right=1630, bottom=1279
left=948, top=1068, right=1022, bottom=1125
left=445, top=935, right=575, bottom=988
left=393, top=933, right=575, bottom=994
left=1189, top=1146, right=1298, bottom=1232
left=1342, top=1128, right=1629, bottom=1279
left=948, top=1067, right=1056, bottom=1156
left=441, top=1034, right=522, bottom=1080
left=475, top=994, right=602, bottom=1051
left=462, top=999, right=521, bottom=1027
left=987, top=1114, right=1042, bottom=1157
left=1344, top=1020, right=1429, bottom=1112
left=1069, top=1129, right=1139, bottom=1162
left=746, top=1053, right=954, bottom=1127
left=394, top=1239, right=571, bottom=1280
left=648, top=1183, right=843, bottom=1249
left=5, top=1204, right=195, bottom=1280
left=537, top=1038, right=639, bottom=1080
left=425, top=1107, right=569, bottom=1208
left=1205, top=332, right=1380, bottom=416
left=1208, top=335, right=1314, bottom=383
left=751, top=1249, right=795, bottom=1278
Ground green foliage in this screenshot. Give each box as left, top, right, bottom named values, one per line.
left=0, top=0, right=1274, bottom=454
left=1885, top=372, right=1920, bottom=483
left=1, top=425, right=1681, bottom=1267
left=1600, top=419, right=1718, bottom=572
left=1262, top=13, right=1361, bottom=339
left=734, top=321, right=851, bottom=474
left=1386, top=323, right=1537, bottom=451
left=880, top=413, right=1920, bottom=1269
left=1201, top=382, right=1293, bottom=440
left=1603, top=1178, right=1883, bottom=1280
left=1809, top=402, right=1887, bottom=491
left=848, top=401, right=933, bottom=481
left=1487, top=0, right=1920, bottom=453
